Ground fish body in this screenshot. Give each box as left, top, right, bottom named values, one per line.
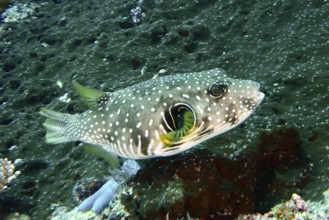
left=40, top=68, right=264, bottom=159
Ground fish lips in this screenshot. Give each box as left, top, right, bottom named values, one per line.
left=247, top=80, right=265, bottom=106
left=256, top=91, right=265, bottom=105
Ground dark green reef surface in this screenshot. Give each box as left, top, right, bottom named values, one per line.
left=0, top=0, right=328, bottom=219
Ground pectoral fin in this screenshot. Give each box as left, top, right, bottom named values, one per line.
left=82, top=144, right=119, bottom=167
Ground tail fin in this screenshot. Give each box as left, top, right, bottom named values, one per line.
left=40, top=108, right=80, bottom=144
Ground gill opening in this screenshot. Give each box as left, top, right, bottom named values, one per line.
left=160, top=103, right=197, bottom=147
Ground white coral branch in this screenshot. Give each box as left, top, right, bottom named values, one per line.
left=0, top=158, right=21, bottom=192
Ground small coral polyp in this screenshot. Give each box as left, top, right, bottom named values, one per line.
left=0, top=158, right=20, bottom=192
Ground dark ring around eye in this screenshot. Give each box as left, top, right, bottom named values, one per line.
left=208, top=82, right=228, bottom=98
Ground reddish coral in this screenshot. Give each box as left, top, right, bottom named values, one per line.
left=257, top=127, right=302, bottom=171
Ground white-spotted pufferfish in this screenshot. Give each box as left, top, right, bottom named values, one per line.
left=40, top=68, right=264, bottom=159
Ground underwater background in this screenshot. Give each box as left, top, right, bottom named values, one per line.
left=0, top=0, right=328, bottom=219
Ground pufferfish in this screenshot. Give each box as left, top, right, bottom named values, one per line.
left=40, top=68, right=264, bottom=160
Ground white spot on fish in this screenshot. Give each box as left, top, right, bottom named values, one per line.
left=182, top=94, right=189, bottom=99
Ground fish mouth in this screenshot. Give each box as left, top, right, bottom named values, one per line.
left=251, top=81, right=265, bottom=104
left=256, top=91, right=265, bottom=104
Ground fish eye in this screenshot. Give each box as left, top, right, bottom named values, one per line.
left=208, top=82, right=228, bottom=98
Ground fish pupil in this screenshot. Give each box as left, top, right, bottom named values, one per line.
left=208, top=82, right=227, bottom=98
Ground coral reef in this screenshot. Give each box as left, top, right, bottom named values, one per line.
left=72, top=178, right=103, bottom=203
left=78, top=159, right=140, bottom=213
left=130, top=0, right=145, bottom=24
left=50, top=188, right=329, bottom=220
left=0, top=158, right=20, bottom=192
left=238, top=189, right=329, bottom=219
left=49, top=127, right=316, bottom=219
left=51, top=186, right=132, bottom=220
left=118, top=127, right=311, bottom=219
left=50, top=205, right=98, bottom=220
left=0, top=2, right=40, bottom=23
left=2, top=212, right=31, bottom=220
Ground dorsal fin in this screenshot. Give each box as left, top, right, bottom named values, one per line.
left=72, top=80, right=108, bottom=109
